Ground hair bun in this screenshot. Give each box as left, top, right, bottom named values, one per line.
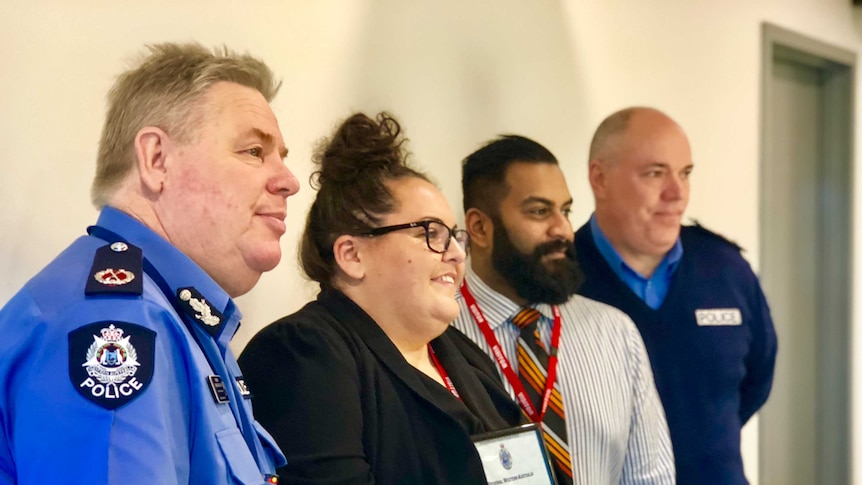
left=311, top=112, right=408, bottom=189
left=300, top=111, right=429, bottom=285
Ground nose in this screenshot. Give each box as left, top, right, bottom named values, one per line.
left=268, top=162, right=300, bottom=198
left=444, top=234, right=467, bottom=265
left=547, top=209, right=573, bottom=240
left=662, top=173, right=686, bottom=201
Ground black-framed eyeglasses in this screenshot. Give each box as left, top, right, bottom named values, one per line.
left=362, top=220, right=469, bottom=254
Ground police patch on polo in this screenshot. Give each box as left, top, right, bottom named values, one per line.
left=68, top=321, right=155, bottom=410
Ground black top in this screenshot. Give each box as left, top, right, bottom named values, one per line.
left=239, top=288, right=523, bottom=485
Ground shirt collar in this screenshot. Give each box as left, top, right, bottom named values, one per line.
left=94, top=207, right=240, bottom=341
left=462, top=264, right=554, bottom=329
left=588, top=213, right=683, bottom=279
left=665, top=236, right=684, bottom=268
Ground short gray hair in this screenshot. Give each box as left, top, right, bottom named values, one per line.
left=91, top=42, right=281, bottom=207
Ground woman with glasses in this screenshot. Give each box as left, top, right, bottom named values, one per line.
left=239, top=112, right=522, bottom=484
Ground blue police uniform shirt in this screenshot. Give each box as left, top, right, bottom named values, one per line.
left=588, top=214, right=683, bottom=309
left=0, top=207, right=285, bottom=484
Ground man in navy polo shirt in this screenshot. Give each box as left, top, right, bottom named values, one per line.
left=574, top=106, right=778, bottom=485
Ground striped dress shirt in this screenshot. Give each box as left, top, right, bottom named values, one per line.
left=452, top=267, right=676, bottom=485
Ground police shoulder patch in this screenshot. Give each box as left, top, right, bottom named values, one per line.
left=686, top=220, right=743, bottom=252
left=68, top=321, right=155, bottom=410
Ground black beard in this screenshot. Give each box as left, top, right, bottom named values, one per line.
left=491, top=220, right=584, bottom=305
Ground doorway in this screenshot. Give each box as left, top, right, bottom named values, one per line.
left=759, top=23, right=854, bottom=485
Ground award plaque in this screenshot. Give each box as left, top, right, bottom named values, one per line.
left=472, top=423, right=557, bottom=485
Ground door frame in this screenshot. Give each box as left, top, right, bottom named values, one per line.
left=759, top=22, right=855, bottom=485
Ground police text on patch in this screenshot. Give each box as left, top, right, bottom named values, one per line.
left=695, top=308, right=743, bottom=326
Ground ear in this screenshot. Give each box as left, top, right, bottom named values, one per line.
left=134, top=126, right=173, bottom=195
left=465, top=208, right=493, bottom=250
left=588, top=159, right=608, bottom=198
left=332, top=234, right=366, bottom=281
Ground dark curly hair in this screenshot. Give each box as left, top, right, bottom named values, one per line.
left=300, top=112, right=430, bottom=285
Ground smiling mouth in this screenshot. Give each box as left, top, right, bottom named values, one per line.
left=435, top=275, right=456, bottom=285
left=541, top=250, right=568, bottom=261
left=654, top=212, right=683, bottom=223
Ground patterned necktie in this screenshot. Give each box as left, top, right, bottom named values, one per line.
left=513, top=307, right=573, bottom=484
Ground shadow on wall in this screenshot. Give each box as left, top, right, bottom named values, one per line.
left=341, top=0, right=588, bottom=211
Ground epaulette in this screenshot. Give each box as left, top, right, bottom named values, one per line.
left=686, top=220, right=744, bottom=252
left=85, top=241, right=144, bottom=296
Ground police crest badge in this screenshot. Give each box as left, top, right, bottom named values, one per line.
left=499, top=443, right=513, bottom=470
left=68, top=321, right=155, bottom=410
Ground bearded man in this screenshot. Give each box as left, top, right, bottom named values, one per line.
left=451, top=135, right=675, bottom=485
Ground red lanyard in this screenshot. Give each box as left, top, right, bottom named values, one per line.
left=460, top=279, right=562, bottom=423
left=428, top=344, right=461, bottom=400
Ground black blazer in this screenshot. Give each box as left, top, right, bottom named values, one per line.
left=239, top=288, right=522, bottom=485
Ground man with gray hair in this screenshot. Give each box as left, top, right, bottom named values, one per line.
left=0, top=43, right=300, bottom=484
left=574, top=107, right=777, bottom=484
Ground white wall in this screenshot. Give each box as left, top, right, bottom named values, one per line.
left=2, top=1, right=861, bottom=482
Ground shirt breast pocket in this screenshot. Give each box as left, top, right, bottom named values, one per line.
left=215, top=428, right=266, bottom=484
